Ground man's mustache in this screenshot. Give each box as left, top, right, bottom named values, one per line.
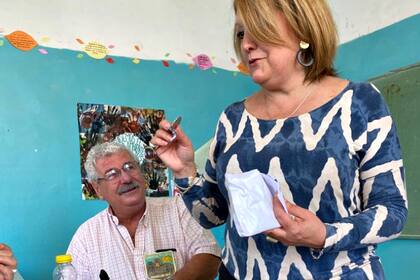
left=117, top=182, right=140, bottom=195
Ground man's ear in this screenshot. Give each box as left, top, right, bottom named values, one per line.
left=92, top=181, right=103, bottom=199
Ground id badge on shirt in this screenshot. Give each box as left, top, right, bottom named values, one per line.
left=144, top=250, right=176, bottom=279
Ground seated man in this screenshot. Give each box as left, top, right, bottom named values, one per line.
left=67, top=142, right=220, bottom=279
left=0, top=243, right=17, bottom=280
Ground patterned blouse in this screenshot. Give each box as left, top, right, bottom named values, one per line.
left=182, top=81, right=407, bottom=279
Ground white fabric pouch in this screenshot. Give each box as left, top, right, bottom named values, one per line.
left=225, top=169, right=288, bottom=237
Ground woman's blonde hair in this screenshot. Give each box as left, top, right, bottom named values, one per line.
left=233, top=0, right=338, bottom=82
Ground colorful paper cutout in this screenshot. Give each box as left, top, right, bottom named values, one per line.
left=5, top=30, right=38, bottom=51
left=1, top=31, right=247, bottom=72
left=84, top=41, right=108, bottom=59
left=237, top=62, right=250, bottom=75
left=38, top=48, right=48, bottom=55
left=193, top=54, right=213, bottom=70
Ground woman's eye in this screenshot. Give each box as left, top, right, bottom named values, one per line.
left=236, top=31, right=244, bottom=40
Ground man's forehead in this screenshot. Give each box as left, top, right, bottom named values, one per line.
left=95, top=150, right=134, bottom=169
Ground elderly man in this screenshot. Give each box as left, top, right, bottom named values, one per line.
left=0, top=243, right=17, bottom=280
left=67, top=142, right=221, bottom=279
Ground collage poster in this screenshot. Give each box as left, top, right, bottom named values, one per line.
left=77, top=103, right=169, bottom=200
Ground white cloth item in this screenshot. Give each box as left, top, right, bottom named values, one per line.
left=67, top=196, right=220, bottom=279
left=225, top=170, right=288, bottom=237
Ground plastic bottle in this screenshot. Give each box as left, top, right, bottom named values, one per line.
left=52, top=254, right=77, bottom=280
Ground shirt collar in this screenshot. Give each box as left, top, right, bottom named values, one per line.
left=106, top=201, right=150, bottom=227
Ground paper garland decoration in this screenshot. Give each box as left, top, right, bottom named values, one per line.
left=1, top=29, right=249, bottom=75
left=192, top=54, right=213, bottom=70
left=38, top=48, right=48, bottom=55
left=237, top=62, right=250, bottom=75
left=84, top=41, right=108, bottom=59
left=5, top=30, right=38, bottom=51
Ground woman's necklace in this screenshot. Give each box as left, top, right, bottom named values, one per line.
left=283, top=88, right=315, bottom=119
left=263, top=87, right=315, bottom=119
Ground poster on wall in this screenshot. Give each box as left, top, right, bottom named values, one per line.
left=77, top=103, right=169, bottom=200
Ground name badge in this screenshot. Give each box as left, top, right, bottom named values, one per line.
left=144, top=250, right=176, bottom=279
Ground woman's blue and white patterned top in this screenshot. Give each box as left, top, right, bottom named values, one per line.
left=182, top=82, right=407, bottom=279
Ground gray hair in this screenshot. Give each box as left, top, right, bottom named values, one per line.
left=84, top=142, right=138, bottom=182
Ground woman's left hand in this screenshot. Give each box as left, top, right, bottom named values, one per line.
left=265, top=195, right=326, bottom=249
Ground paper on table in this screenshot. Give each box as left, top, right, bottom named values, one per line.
left=225, top=169, right=288, bottom=237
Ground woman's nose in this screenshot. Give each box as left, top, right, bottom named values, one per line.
left=241, top=32, right=256, bottom=52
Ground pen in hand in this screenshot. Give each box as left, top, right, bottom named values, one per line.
left=151, top=116, right=182, bottom=153
left=167, top=116, right=182, bottom=142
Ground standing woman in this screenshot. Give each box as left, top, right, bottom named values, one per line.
left=152, top=0, right=408, bottom=279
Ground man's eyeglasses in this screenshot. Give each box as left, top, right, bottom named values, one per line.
left=97, top=161, right=140, bottom=183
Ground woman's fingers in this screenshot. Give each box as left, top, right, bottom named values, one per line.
left=265, top=228, right=287, bottom=244
left=151, top=119, right=192, bottom=149
left=152, top=126, right=174, bottom=145
left=272, top=194, right=294, bottom=228
left=286, top=202, right=311, bottom=220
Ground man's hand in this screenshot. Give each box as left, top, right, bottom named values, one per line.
left=265, top=195, right=326, bottom=249
left=0, top=243, right=17, bottom=280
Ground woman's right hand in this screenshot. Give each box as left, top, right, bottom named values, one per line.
left=151, top=119, right=196, bottom=178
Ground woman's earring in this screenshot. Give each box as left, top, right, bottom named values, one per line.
left=296, top=41, right=314, bottom=67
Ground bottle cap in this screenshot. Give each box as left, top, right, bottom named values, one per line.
left=55, top=254, right=72, bottom=264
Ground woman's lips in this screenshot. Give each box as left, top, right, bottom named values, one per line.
left=248, top=57, right=262, bottom=66
left=249, top=58, right=257, bottom=65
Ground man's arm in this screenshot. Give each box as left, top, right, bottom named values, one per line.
left=0, top=243, right=17, bottom=280
left=174, top=253, right=220, bottom=280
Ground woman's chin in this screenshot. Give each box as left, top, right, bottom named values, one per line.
left=251, top=73, right=267, bottom=85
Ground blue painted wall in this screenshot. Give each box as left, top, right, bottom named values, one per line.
left=0, top=43, right=255, bottom=279
left=0, top=13, right=419, bottom=279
